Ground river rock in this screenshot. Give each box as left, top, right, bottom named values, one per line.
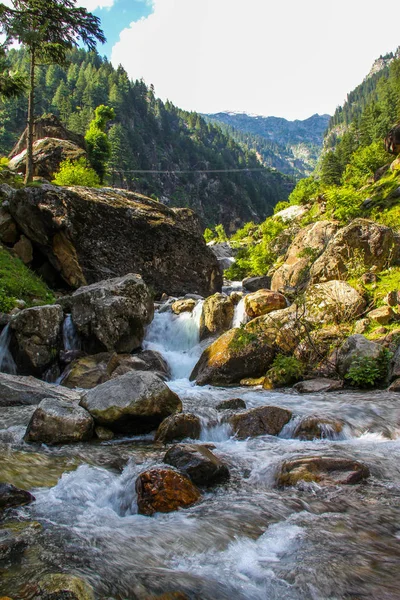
left=62, top=274, right=154, bottom=354
left=164, top=444, right=230, bottom=486
left=9, top=305, right=63, bottom=376
left=0, top=372, right=82, bottom=406
left=190, top=327, right=275, bottom=386
left=293, top=379, right=344, bottom=393
left=309, top=219, right=395, bottom=284
left=242, top=276, right=271, bottom=292
left=199, top=293, right=235, bottom=340
left=60, top=352, right=119, bottom=389
left=80, top=371, right=182, bottom=433
left=336, top=335, right=382, bottom=378
left=171, top=299, right=196, bottom=314
left=8, top=184, right=222, bottom=296
left=34, top=573, right=94, bottom=600
left=0, top=528, right=28, bottom=559
left=25, top=398, right=94, bottom=444
left=244, top=289, right=287, bottom=319
left=293, top=415, right=344, bottom=440
left=155, top=413, right=201, bottom=443
left=229, top=405, right=292, bottom=439
left=0, top=483, right=35, bottom=509
left=94, top=426, right=114, bottom=440
left=216, top=398, right=246, bottom=410
left=276, top=456, right=370, bottom=486
left=135, top=467, right=201, bottom=515
left=368, top=306, right=396, bottom=325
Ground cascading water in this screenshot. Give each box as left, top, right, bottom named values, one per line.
left=0, top=323, right=16, bottom=375
left=62, top=314, right=81, bottom=352
left=232, top=297, right=248, bottom=328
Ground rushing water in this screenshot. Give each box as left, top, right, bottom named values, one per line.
left=0, top=324, right=17, bottom=375
left=1, top=302, right=400, bottom=599
left=62, top=314, right=81, bottom=352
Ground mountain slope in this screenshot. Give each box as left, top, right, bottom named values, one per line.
left=0, top=48, right=294, bottom=232
left=203, top=112, right=330, bottom=178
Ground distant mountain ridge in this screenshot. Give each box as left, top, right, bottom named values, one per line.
left=203, top=112, right=330, bottom=178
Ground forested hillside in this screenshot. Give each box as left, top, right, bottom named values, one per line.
left=204, top=112, right=330, bottom=178
left=0, top=48, right=294, bottom=230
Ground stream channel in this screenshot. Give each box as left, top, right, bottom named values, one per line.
left=1, top=297, right=400, bottom=599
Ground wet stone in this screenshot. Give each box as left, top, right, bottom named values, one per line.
left=155, top=413, right=201, bottom=443
left=293, top=415, right=344, bottom=440
left=277, top=456, right=370, bottom=487
left=136, top=467, right=201, bottom=515
left=164, top=443, right=230, bottom=486
left=34, top=574, right=94, bottom=600
left=229, top=405, right=292, bottom=439
left=293, top=378, right=344, bottom=394
left=0, top=483, right=35, bottom=510
left=216, top=398, right=246, bottom=411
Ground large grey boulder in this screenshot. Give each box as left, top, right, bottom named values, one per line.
left=155, top=413, right=201, bottom=443
left=62, top=274, right=154, bottom=354
left=10, top=305, right=63, bottom=376
left=336, top=335, right=382, bottom=378
left=25, top=398, right=94, bottom=444
left=229, top=405, right=292, bottom=439
left=80, top=370, right=182, bottom=433
left=164, top=444, right=230, bottom=486
left=0, top=372, right=82, bottom=406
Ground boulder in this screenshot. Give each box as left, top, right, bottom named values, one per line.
left=9, top=305, right=63, bottom=376
left=0, top=207, right=18, bottom=244
left=13, top=234, right=33, bottom=264
left=385, top=123, right=400, bottom=155
left=190, top=327, right=275, bottom=386
left=305, top=281, right=366, bottom=325
left=229, top=405, right=292, bottom=439
left=242, top=276, right=271, bottom=292
left=0, top=372, right=82, bottom=407
left=110, top=352, right=170, bottom=381
left=368, top=306, right=396, bottom=325
left=164, top=444, right=230, bottom=486
left=292, top=415, right=344, bottom=440
left=25, top=398, right=94, bottom=444
left=80, top=371, right=182, bottom=433
left=34, top=573, right=94, bottom=600
left=245, top=305, right=304, bottom=354
left=384, top=291, right=400, bottom=307
left=0, top=528, right=28, bottom=559
left=171, top=299, right=196, bottom=314
left=62, top=275, right=154, bottom=354
left=271, top=221, right=338, bottom=291
left=336, top=335, right=382, bottom=378
left=0, top=483, right=35, bottom=510
left=293, top=379, right=344, bottom=393
left=8, top=137, right=86, bottom=180
left=276, top=456, right=370, bottom=486
left=155, top=413, right=201, bottom=443
left=390, top=344, right=400, bottom=381
left=310, top=219, right=395, bottom=284
left=388, top=378, right=400, bottom=392
left=8, top=185, right=222, bottom=296
left=244, top=289, right=287, bottom=319
left=216, top=398, right=246, bottom=411
left=294, top=325, right=350, bottom=369
left=60, top=352, right=119, bottom=389
left=94, top=426, right=114, bottom=441
left=199, top=293, right=235, bottom=340
left=135, top=467, right=201, bottom=515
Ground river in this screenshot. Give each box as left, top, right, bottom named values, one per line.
left=1, top=300, right=400, bottom=599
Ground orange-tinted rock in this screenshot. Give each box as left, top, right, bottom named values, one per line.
left=244, top=289, right=287, bottom=319
left=277, top=456, right=370, bottom=487
left=136, top=468, right=201, bottom=515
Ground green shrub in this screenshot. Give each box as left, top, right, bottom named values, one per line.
left=273, top=201, right=290, bottom=214
left=204, top=227, right=215, bottom=243
left=215, top=224, right=228, bottom=242
left=266, top=354, right=304, bottom=386
left=345, top=348, right=392, bottom=388
left=53, top=158, right=100, bottom=187
left=229, top=325, right=258, bottom=351
left=288, top=176, right=319, bottom=205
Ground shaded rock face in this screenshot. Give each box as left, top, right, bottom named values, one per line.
left=135, top=467, right=201, bottom=515
left=242, top=276, right=271, bottom=292
left=385, top=123, right=400, bottom=155
left=229, top=406, right=292, bottom=439
left=0, top=483, right=35, bottom=510
left=190, top=327, right=275, bottom=386
left=8, top=185, right=222, bottom=297
left=199, top=293, right=235, bottom=340
left=63, top=275, right=154, bottom=354
left=164, top=444, right=230, bottom=486
left=336, top=335, right=382, bottom=378
left=0, top=206, right=18, bottom=244
left=293, top=379, right=344, bottom=394
left=271, top=220, right=338, bottom=291
left=305, top=281, right=366, bottom=325
left=292, top=415, right=344, bottom=440
left=25, top=398, right=94, bottom=444
left=310, top=219, right=395, bottom=284
left=276, top=457, right=370, bottom=486
left=110, top=350, right=170, bottom=381
left=390, top=345, right=400, bottom=381
left=244, top=289, right=287, bottom=319
left=8, top=138, right=86, bottom=180
left=80, top=370, right=182, bottom=433
left=155, top=413, right=201, bottom=443
left=0, top=372, right=82, bottom=407
left=10, top=305, right=63, bottom=376
left=216, top=398, right=246, bottom=411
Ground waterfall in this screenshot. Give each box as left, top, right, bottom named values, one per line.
left=143, top=301, right=204, bottom=380
left=232, top=298, right=248, bottom=328
left=0, top=324, right=17, bottom=375
left=62, top=314, right=81, bottom=352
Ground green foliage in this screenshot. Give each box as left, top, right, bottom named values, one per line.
left=345, top=348, right=392, bottom=388
left=214, top=224, right=228, bottom=242
left=0, top=44, right=26, bottom=99
left=52, top=157, right=100, bottom=187
left=203, top=228, right=214, bottom=243
left=324, top=185, right=363, bottom=223
left=266, top=354, right=304, bottom=387
left=84, top=104, right=115, bottom=183
left=273, top=200, right=290, bottom=213
left=342, top=142, right=392, bottom=188
left=288, top=176, right=319, bottom=205
left=229, top=324, right=258, bottom=352
left=0, top=246, right=54, bottom=312
left=320, top=151, right=343, bottom=186
left=297, top=246, right=320, bottom=261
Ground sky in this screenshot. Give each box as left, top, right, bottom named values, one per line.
left=5, top=0, right=400, bottom=120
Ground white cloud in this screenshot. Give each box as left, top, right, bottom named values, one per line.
left=77, top=0, right=115, bottom=10
left=111, top=0, right=400, bottom=120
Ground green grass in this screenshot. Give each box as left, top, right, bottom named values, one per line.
left=0, top=247, right=55, bottom=312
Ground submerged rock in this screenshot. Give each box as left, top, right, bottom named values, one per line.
left=216, top=398, right=246, bottom=411
left=292, top=415, right=344, bottom=440
left=199, top=293, right=235, bottom=340
left=293, top=379, right=344, bottom=394
left=34, top=573, right=94, bottom=600
left=136, top=467, right=201, bottom=515
left=80, top=371, right=182, bottom=433
left=244, top=289, right=287, bottom=319
left=229, top=406, right=292, bottom=439
left=277, top=456, right=370, bottom=486
left=164, top=444, right=230, bottom=486
left=155, top=413, right=201, bottom=443
left=0, top=528, right=28, bottom=559
left=0, top=483, right=35, bottom=510
left=0, top=373, right=82, bottom=407
left=25, top=398, right=94, bottom=444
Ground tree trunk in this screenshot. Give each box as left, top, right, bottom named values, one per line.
left=25, top=49, right=35, bottom=185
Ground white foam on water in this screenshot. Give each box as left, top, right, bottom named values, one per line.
left=0, top=324, right=16, bottom=375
